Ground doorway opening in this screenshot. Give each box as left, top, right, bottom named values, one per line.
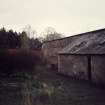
left=87, top=55, right=92, bottom=81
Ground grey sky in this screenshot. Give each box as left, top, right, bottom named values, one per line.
left=0, top=0, right=105, bottom=36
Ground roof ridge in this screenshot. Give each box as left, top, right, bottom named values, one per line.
left=43, top=28, right=105, bottom=43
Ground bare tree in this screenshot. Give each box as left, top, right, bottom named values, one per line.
left=44, top=27, right=56, bottom=35
left=23, top=25, right=37, bottom=38
left=43, top=27, right=63, bottom=41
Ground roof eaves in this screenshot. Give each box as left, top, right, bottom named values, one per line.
left=43, top=28, right=105, bottom=44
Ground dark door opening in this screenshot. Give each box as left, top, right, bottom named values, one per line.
left=87, top=55, right=92, bottom=81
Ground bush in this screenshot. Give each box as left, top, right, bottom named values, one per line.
left=0, top=49, right=41, bottom=75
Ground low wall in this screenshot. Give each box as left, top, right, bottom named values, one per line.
left=58, top=54, right=88, bottom=80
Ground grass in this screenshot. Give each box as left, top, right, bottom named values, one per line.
left=0, top=65, right=105, bottom=105
left=30, top=65, right=105, bottom=105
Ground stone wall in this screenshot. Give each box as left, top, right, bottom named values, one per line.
left=42, top=29, right=105, bottom=84
left=91, top=55, right=105, bottom=84
left=42, top=29, right=105, bottom=66
left=58, top=54, right=105, bottom=85
left=58, top=54, right=88, bottom=80
left=42, top=33, right=89, bottom=65
left=42, top=37, right=73, bottom=65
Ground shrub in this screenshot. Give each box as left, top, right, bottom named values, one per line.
left=0, top=49, right=41, bottom=75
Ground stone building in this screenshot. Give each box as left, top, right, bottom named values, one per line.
left=42, top=36, right=73, bottom=66
left=42, top=28, right=105, bottom=84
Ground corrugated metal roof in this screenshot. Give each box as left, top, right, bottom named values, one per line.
left=43, top=28, right=105, bottom=43
left=59, top=29, right=105, bottom=54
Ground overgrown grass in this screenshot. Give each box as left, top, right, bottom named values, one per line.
left=23, top=65, right=105, bottom=105
left=1, top=64, right=105, bottom=105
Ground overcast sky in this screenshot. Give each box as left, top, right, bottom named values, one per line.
left=0, top=0, right=105, bottom=36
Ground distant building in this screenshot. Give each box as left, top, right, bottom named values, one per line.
left=42, top=28, right=105, bottom=85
